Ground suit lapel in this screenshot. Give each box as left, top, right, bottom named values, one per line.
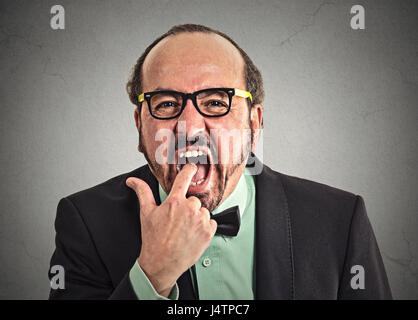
left=253, top=159, right=295, bottom=299
left=177, top=271, right=196, bottom=299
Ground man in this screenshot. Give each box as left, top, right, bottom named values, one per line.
left=49, top=24, right=392, bottom=299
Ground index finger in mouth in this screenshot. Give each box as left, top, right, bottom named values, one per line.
left=168, top=163, right=197, bottom=198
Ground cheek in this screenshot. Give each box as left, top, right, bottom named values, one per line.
left=208, top=110, right=249, bottom=130
left=142, top=120, right=178, bottom=159
left=206, top=113, right=250, bottom=165
left=231, top=106, right=251, bottom=127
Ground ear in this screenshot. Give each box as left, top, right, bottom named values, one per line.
left=134, top=108, right=143, bottom=153
left=250, top=104, right=263, bottom=153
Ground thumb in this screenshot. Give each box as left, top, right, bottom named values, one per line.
left=126, top=177, right=157, bottom=213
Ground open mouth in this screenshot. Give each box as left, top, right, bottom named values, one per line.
left=175, top=148, right=212, bottom=191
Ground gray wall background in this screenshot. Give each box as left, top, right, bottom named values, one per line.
left=0, top=0, right=417, bottom=299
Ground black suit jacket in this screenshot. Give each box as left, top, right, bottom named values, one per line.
left=49, top=160, right=392, bottom=299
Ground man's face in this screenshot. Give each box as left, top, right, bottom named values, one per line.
left=135, top=32, right=262, bottom=211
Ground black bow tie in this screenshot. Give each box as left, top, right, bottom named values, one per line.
left=210, top=205, right=241, bottom=237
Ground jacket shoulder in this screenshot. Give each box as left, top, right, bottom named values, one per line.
left=65, top=165, right=148, bottom=208
left=264, top=166, right=360, bottom=249
left=277, top=170, right=358, bottom=208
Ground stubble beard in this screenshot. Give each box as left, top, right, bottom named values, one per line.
left=138, top=117, right=253, bottom=212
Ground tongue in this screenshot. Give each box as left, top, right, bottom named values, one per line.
left=192, top=164, right=208, bottom=182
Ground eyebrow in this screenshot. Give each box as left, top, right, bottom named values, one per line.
left=154, top=87, right=174, bottom=91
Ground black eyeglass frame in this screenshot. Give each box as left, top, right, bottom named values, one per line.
left=139, top=87, right=252, bottom=120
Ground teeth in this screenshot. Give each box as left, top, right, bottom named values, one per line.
left=179, top=150, right=206, bottom=158
left=190, top=179, right=205, bottom=186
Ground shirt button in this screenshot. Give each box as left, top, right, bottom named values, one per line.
left=202, top=257, right=211, bottom=267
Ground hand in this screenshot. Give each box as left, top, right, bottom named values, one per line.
left=126, top=164, right=217, bottom=297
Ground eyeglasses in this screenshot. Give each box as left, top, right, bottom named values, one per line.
left=138, top=87, right=253, bottom=120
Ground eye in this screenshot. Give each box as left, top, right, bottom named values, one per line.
left=155, top=101, right=179, bottom=109
left=206, top=100, right=228, bottom=108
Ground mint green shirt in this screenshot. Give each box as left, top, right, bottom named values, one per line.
left=129, top=168, right=256, bottom=300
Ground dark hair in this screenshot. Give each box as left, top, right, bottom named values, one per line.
left=126, top=24, right=264, bottom=110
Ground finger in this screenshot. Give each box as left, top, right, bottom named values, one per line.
left=199, top=207, right=210, bottom=221
left=168, top=163, right=197, bottom=198
left=187, top=196, right=202, bottom=212
left=126, top=177, right=157, bottom=212
left=209, top=219, right=218, bottom=236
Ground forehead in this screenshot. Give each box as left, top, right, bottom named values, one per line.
left=142, top=32, right=245, bottom=91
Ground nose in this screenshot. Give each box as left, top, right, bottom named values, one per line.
left=176, top=97, right=206, bottom=138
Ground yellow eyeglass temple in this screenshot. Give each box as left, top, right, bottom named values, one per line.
left=234, top=88, right=253, bottom=103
